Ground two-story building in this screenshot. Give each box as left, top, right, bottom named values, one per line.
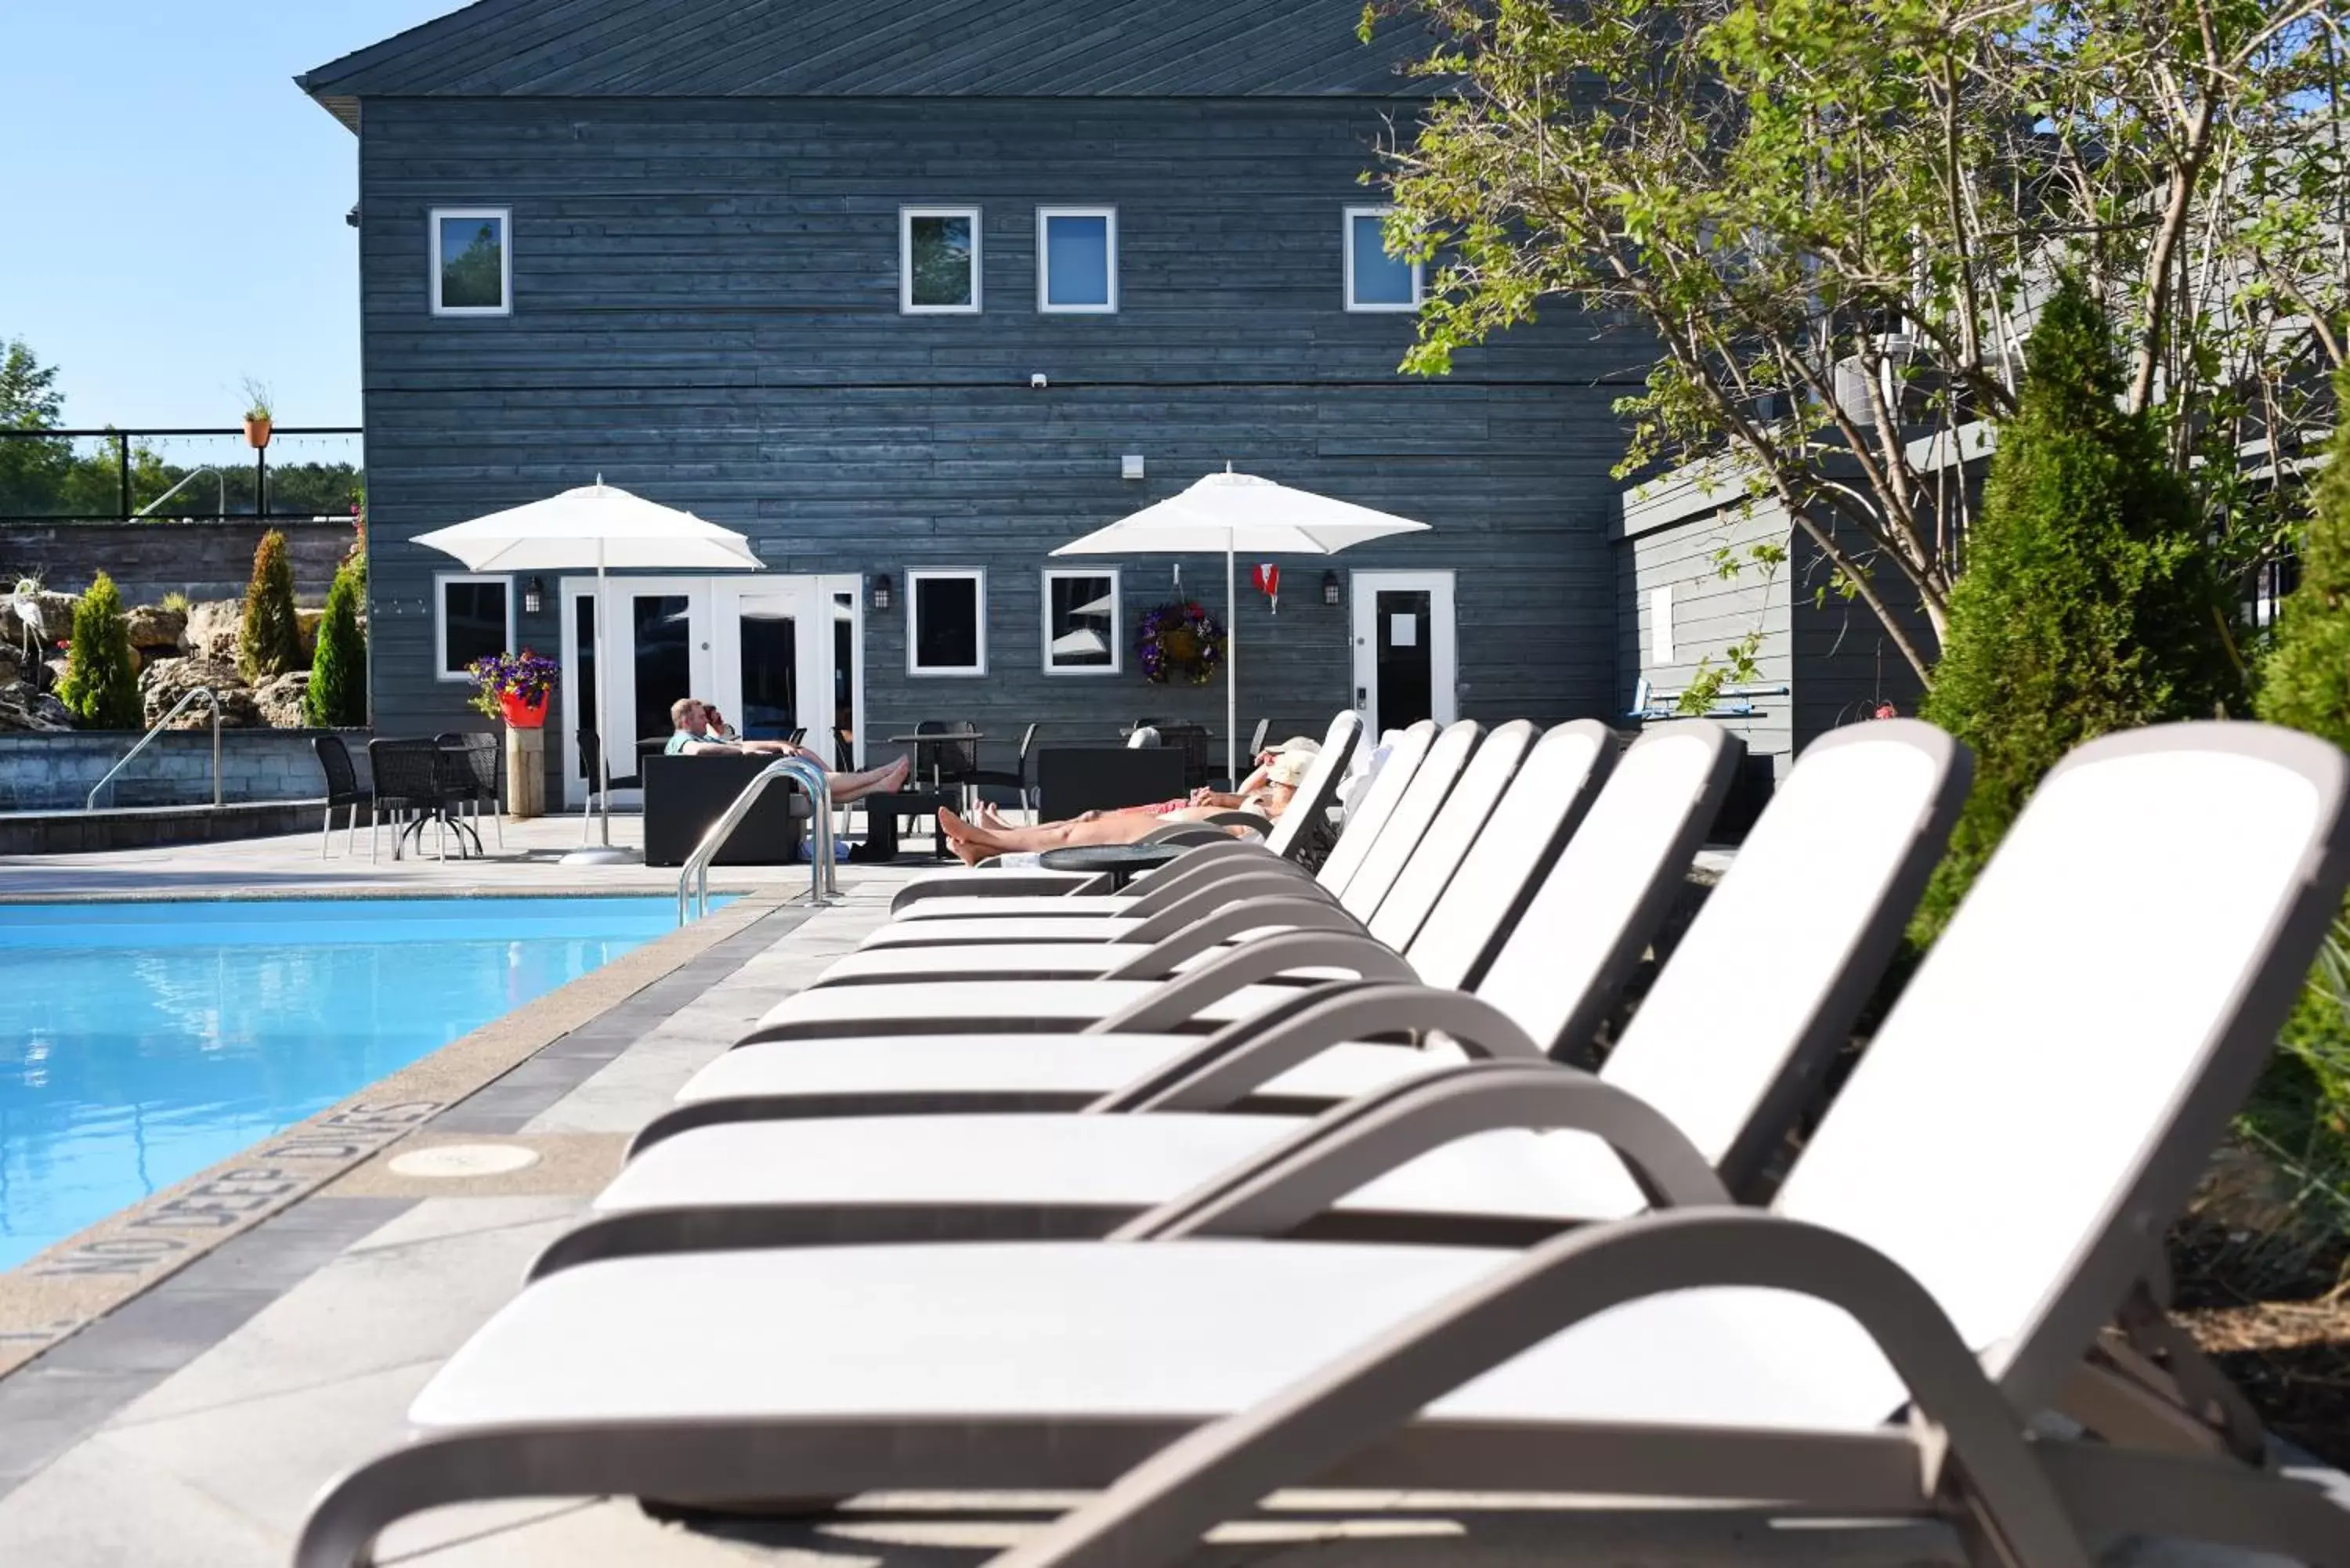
left=300, top=0, right=1640, bottom=806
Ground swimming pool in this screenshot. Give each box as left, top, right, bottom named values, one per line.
left=0, top=897, right=705, bottom=1270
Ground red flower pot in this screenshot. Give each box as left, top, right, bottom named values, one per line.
left=499, top=691, right=548, bottom=729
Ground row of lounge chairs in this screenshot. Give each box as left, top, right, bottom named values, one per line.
left=296, top=709, right=2350, bottom=1568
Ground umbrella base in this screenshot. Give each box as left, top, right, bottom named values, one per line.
left=559, top=847, right=640, bottom=866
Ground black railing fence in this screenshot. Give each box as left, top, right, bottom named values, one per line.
left=0, top=426, right=363, bottom=524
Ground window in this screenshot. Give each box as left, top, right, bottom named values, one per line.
left=1036, top=207, right=1117, bottom=313
left=906, top=569, right=986, bottom=675
left=1344, top=204, right=1422, bottom=312
left=436, top=573, right=513, bottom=680
left=1043, top=569, right=1120, bottom=674
left=431, top=208, right=512, bottom=316
left=902, top=207, right=982, bottom=313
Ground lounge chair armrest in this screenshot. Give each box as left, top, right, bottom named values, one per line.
left=1119, top=880, right=1358, bottom=947
left=1203, top=811, right=1274, bottom=834
left=891, top=872, right=1101, bottom=912
left=1116, top=1060, right=1729, bottom=1240
left=1090, top=982, right=1548, bottom=1111
left=1106, top=897, right=1363, bottom=980
left=993, top=1209, right=2089, bottom=1568
left=1084, top=930, right=1418, bottom=1035
left=1120, top=850, right=1314, bottom=916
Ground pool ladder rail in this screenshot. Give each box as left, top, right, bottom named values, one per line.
left=87, top=687, right=224, bottom=811
left=677, top=755, right=837, bottom=924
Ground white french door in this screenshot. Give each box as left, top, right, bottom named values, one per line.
left=1349, top=570, right=1458, bottom=736
left=557, top=573, right=862, bottom=807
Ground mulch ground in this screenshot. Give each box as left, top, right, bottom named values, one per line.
left=2173, top=1295, right=2350, bottom=1466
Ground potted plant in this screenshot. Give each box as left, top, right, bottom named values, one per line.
left=240, top=377, right=274, bottom=449
left=465, top=649, right=559, bottom=728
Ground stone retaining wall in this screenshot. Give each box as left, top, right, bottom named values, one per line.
left=0, top=517, right=354, bottom=603
left=0, top=730, right=372, bottom=811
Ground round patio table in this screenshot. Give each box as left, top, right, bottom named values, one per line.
left=1039, top=842, right=1188, bottom=892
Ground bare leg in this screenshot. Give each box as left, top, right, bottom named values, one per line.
left=828, top=755, right=911, bottom=804
left=937, top=807, right=1243, bottom=863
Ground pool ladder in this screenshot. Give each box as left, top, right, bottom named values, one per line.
left=87, top=688, right=223, bottom=810
left=677, top=756, right=837, bottom=924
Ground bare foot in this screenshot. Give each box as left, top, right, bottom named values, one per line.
left=937, top=808, right=996, bottom=868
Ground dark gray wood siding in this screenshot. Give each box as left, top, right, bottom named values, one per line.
left=356, top=96, right=1633, bottom=790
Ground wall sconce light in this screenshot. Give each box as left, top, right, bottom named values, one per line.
left=1321, top=569, right=1342, bottom=607
left=871, top=573, right=895, bottom=612
left=1120, top=453, right=1145, bottom=481
left=522, top=576, right=544, bottom=616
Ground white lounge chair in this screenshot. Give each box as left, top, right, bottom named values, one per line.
left=295, top=723, right=2350, bottom=1568
left=887, top=710, right=1380, bottom=922
left=729, top=723, right=1739, bottom=1043
left=825, top=719, right=1520, bottom=981
left=639, top=721, right=1725, bottom=1140
left=862, top=717, right=1473, bottom=958
left=533, top=720, right=1968, bottom=1272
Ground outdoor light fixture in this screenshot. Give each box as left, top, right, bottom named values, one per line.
left=1120, top=453, right=1145, bottom=480
left=523, top=576, right=544, bottom=615
left=871, top=573, right=895, bottom=612
left=1322, top=569, right=1342, bottom=607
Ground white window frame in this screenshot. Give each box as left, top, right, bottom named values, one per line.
left=1042, top=567, right=1122, bottom=675
left=434, top=572, right=515, bottom=682
left=1343, top=204, right=1423, bottom=313
left=429, top=206, right=514, bottom=317
left=1650, top=585, right=1676, bottom=665
left=906, top=567, right=988, bottom=676
left=1036, top=206, right=1119, bottom=314
left=900, top=205, right=983, bottom=315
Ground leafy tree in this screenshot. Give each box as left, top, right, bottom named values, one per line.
left=306, top=564, right=368, bottom=727
left=0, top=337, right=71, bottom=518
left=1374, top=0, right=2345, bottom=685
left=56, top=572, right=143, bottom=729
left=1911, top=276, right=2233, bottom=941
left=237, top=529, right=302, bottom=681
left=2253, top=367, right=2350, bottom=1215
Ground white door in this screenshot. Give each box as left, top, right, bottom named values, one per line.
left=1350, top=570, right=1457, bottom=735
left=707, top=574, right=863, bottom=769
left=558, top=577, right=714, bottom=808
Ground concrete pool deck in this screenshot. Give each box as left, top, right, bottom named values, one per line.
left=1, top=833, right=2345, bottom=1566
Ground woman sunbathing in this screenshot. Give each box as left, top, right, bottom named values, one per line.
left=936, top=740, right=1315, bottom=867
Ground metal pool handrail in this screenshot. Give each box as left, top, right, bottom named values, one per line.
left=88, top=688, right=223, bottom=810
left=678, top=756, right=835, bottom=923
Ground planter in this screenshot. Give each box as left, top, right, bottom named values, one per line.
left=243, top=415, right=273, bottom=450
left=504, top=724, right=545, bottom=820
left=498, top=691, right=548, bottom=729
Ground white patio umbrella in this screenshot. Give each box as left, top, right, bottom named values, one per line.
left=1053, top=468, right=1429, bottom=782
left=413, top=479, right=762, bottom=864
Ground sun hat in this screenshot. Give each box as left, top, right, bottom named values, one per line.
left=1267, top=742, right=1318, bottom=788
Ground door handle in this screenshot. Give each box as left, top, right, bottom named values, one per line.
left=1355, top=687, right=1367, bottom=703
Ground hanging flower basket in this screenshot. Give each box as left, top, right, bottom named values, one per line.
left=465, top=649, right=560, bottom=727
left=1137, top=602, right=1225, bottom=686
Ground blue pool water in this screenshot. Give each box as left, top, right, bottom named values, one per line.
left=0, top=897, right=705, bottom=1270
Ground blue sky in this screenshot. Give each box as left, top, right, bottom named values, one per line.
left=0, top=2, right=469, bottom=430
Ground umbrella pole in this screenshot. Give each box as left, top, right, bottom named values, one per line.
left=596, top=547, right=612, bottom=846
left=562, top=540, right=633, bottom=865
left=1225, top=538, right=1238, bottom=788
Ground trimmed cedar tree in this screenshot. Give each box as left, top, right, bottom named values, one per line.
left=305, top=564, right=367, bottom=728
left=57, top=571, right=143, bottom=729
left=237, top=528, right=302, bottom=682
left=1912, top=274, right=2235, bottom=945
left=2253, top=366, right=2350, bottom=1177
